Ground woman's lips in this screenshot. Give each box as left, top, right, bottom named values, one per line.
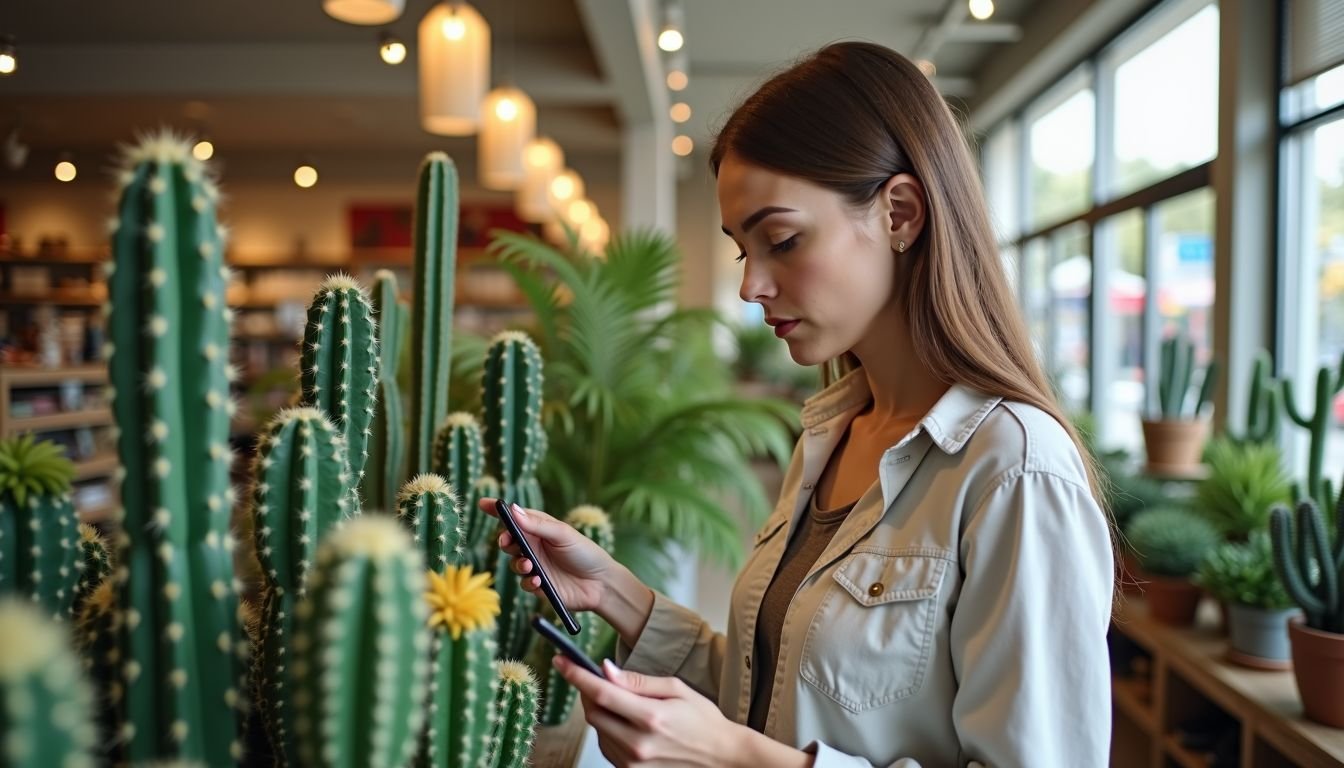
left=773, top=320, right=800, bottom=338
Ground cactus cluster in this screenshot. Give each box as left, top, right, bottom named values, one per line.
left=434, top=412, right=492, bottom=568
left=410, top=153, right=461, bottom=476
left=1153, top=333, right=1218, bottom=421
left=0, top=599, right=97, bottom=768
left=363, top=270, right=409, bottom=512
left=398, top=473, right=467, bottom=569
left=489, top=661, right=541, bottom=768
left=106, top=132, right=246, bottom=764
left=70, top=523, right=112, bottom=619
left=1270, top=495, right=1344, bottom=634
left=0, top=434, right=88, bottom=619
left=1282, top=352, right=1344, bottom=513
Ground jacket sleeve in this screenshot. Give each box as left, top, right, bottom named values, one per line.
left=614, top=589, right=728, bottom=699
left=802, top=469, right=1114, bottom=768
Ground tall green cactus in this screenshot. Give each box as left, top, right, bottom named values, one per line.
left=1154, top=334, right=1217, bottom=420
left=106, top=133, right=245, bottom=764
left=1269, top=496, right=1343, bottom=633
left=248, top=407, right=357, bottom=762
left=419, top=564, right=501, bottom=768
left=70, top=523, right=112, bottom=619
left=291, top=515, right=430, bottom=768
left=299, top=274, right=379, bottom=494
left=410, top=152, right=460, bottom=476
left=1229, top=349, right=1280, bottom=445
left=0, top=598, right=97, bottom=768
left=73, top=580, right=121, bottom=757
left=471, top=475, right=503, bottom=572
left=434, top=413, right=488, bottom=564
left=1282, top=352, right=1344, bottom=513
left=363, top=269, right=409, bottom=512
left=0, top=434, right=81, bottom=619
left=488, top=661, right=540, bottom=768
left=398, top=473, right=467, bottom=568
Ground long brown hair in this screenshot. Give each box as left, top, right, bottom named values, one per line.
left=710, top=41, right=1109, bottom=511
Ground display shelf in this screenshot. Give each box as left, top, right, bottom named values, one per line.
left=5, top=407, right=113, bottom=435
left=73, top=452, right=119, bottom=481
left=0, top=292, right=104, bottom=306
left=1165, top=734, right=1217, bottom=768
left=1116, top=675, right=1159, bottom=734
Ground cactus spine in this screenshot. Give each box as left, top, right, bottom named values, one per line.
left=248, top=407, right=356, bottom=762
left=434, top=413, right=488, bottom=565
left=397, top=473, right=467, bottom=569
left=0, top=434, right=82, bottom=619
left=292, top=515, right=430, bottom=768
left=1270, top=496, right=1343, bottom=633
left=299, top=274, right=379, bottom=494
left=0, top=599, right=97, bottom=768
left=363, top=269, right=409, bottom=512
left=1230, top=349, right=1280, bottom=445
left=410, top=153, right=460, bottom=475
left=70, top=523, right=112, bottom=619
left=1155, top=334, right=1217, bottom=420
left=1281, top=352, right=1344, bottom=513
left=106, top=133, right=245, bottom=764
left=489, top=661, right=540, bottom=768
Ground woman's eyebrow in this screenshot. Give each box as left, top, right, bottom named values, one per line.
left=721, top=206, right=797, bottom=236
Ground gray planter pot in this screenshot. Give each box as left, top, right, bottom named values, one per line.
left=1226, top=603, right=1299, bottom=669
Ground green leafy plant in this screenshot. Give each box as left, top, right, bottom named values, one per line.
left=1196, top=531, right=1294, bottom=609
left=1194, top=436, right=1291, bottom=539
left=487, top=229, right=796, bottom=589
left=1126, top=506, right=1221, bottom=578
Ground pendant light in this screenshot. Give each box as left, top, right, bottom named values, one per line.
left=515, top=137, right=564, bottom=222
left=419, top=1, right=490, bottom=136
left=478, top=87, right=535, bottom=190
left=323, top=0, right=405, bottom=25
left=546, top=168, right=585, bottom=216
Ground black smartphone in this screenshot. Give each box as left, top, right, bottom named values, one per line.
left=532, top=615, right=605, bottom=678
left=495, top=499, right=582, bottom=635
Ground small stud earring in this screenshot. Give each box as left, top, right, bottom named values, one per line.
left=896, top=240, right=907, bottom=253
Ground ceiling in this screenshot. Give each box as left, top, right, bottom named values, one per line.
left=0, top=0, right=1037, bottom=183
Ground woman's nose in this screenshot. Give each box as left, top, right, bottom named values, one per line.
left=739, top=257, right=776, bottom=304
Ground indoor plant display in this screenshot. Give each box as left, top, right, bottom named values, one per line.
left=1142, top=333, right=1217, bottom=475
left=1193, top=436, right=1290, bottom=540
left=1126, top=506, right=1221, bottom=625
left=1196, top=531, right=1298, bottom=668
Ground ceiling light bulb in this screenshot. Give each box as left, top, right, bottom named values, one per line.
left=193, top=140, right=215, bottom=161
left=442, top=14, right=466, bottom=40
left=0, top=53, right=14, bottom=76
left=968, top=0, right=994, bottom=20
left=294, top=164, right=318, bottom=188
left=667, top=70, right=688, bottom=91
left=54, top=160, right=77, bottom=182
left=551, top=174, right=575, bottom=201
left=658, top=28, right=684, bottom=52
left=671, top=135, right=693, bottom=156
left=669, top=102, right=691, bottom=123
left=567, top=198, right=594, bottom=225
left=380, top=37, right=407, bottom=65
left=495, top=97, right=518, bottom=121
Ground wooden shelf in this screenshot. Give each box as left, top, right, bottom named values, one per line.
left=74, top=453, right=119, bottom=481
left=1164, top=734, right=1216, bottom=768
left=0, top=365, right=107, bottom=387
left=5, top=408, right=113, bottom=435
left=79, top=501, right=117, bottom=525
left=0, top=292, right=104, bottom=306
left=1115, top=676, right=1158, bottom=734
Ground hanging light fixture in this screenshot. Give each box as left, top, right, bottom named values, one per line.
left=478, top=86, right=536, bottom=190
left=324, top=0, right=404, bottom=25
left=547, top=168, right=585, bottom=215
left=968, top=0, right=994, bottom=20
left=0, top=36, right=16, bottom=76
left=419, top=1, right=490, bottom=136
left=294, top=163, right=319, bottom=188
left=516, top=136, right=564, bottom=222
left=657, top=0, right=685, bottom=52
left=54, top=153, right=76, bottom=183
left=580, top=216, right=610, bottom=255
left=665, top=48, right=689, bottom=91
left=379, top=30, right=407, bottom=64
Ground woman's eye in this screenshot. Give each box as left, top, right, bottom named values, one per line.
left=770, top=235, right=799, bottom=253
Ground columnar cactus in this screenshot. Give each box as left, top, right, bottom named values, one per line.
left=299, top=274, right=379, bottom=493
left=73, top=580, right=121, bottom=755
left=1230, top=349, right=1280, bottom=445
left=106, top=133, right=245, bottom=764
left=410, top=153, right=460, bottom=475
left=419, top=564, right=502, bottom=768
left=363, top=269, right=409, bottom=512
left=0, top=599, right=97, bottom=768
left=248, top=407, right=356, bottom=761
left=1282, top=352, right=1344, bottom=513
left=1270, top=496, right=1343, bottom=634
left=488, top=661, right=540, bottom=768
left=0, top=434, right=81, bottom=619
left=433, top=413, right=488, bottom=564
left=481, top=331, right=546, bottom=503
left=1154, top=334, right=1217, bottom=420
left=291, top=515, right=431, bottom=768
left=70, top=523, right=112, bottom=619
left=397, top=473, right=467, bottom=569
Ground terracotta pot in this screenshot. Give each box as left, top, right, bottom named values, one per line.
left=1289, top=618, right=1344, bottom=728
left=1225, top=604, right=1298, bottom=670
left=1143, top=574, right=1203, bottom=626
left=1140, top=419, right=1207, bottom=474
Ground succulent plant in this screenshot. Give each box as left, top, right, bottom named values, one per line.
left=291, top=515, right=431, bottom=768
left=1195, top=436, right=1291, bottom=539
left=1228, top=349, right=1280, bottom=445
left=106, top=132, right=246, bottom=764
left=1281, top=352, right=1344, bottom=514
left=363, top=269, right=409, bottom=512
left=1197, top=531, right=1294, bottom=610
left=0, top=433, right=76, bottom=506
left=0, top=598, right=98, bottom=768
left=1151, top=333, right=1217, bottom=421
left=397, top=473, right=467, bottom=569
left=298, top=273, right=379, bottom=495
left=434, top=412, right=488, bottom=565
left=0, top=434, right=83, bottom=619
left=1125, top=506, right=1222, bottom=578
left=1270, top=496, right=1343, bottom=633
left=410, top=152, right=460, bottom=476
left=488, top=661, right=540, bottom=768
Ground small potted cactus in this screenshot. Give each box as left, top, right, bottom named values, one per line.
left=1270, top=496, right=1344, bottom=727
left=1126, top=506, right=1221, bottom=625
left=1142, top=333, right=1217, bottom=475
left=1196, top=531, right=1298, bottom=668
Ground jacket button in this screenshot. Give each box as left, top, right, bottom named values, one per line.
left=745, top=655, right=752, bottom=670
left=868, top=582, right=884, bottom=597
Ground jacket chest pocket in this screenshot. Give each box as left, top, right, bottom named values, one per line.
left=800, top=552, right=948, bottom=713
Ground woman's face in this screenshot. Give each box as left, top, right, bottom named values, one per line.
left=717, top=152, right=900, bottom=367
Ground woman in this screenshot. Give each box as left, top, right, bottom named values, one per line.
left=483, top=41, right=1114, bottom=768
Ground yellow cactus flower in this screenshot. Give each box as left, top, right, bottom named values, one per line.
left=425, top=565, right=501, bottom=639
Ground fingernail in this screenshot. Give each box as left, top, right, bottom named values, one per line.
left=552, top=655, right=567, bottom=669
left=512, top=504, right=527, bottom=519
left=602, top=659, right=621, bottom=678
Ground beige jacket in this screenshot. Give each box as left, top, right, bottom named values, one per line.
left=616, top=371, right=1114, bottom=767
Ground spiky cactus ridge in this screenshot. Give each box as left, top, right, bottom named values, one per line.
left=291, top=515, right=431, bottom=768
left=410, top=152, right=461, bottom=476
left=106, top=131, right=246, bottom=764
left=398, top=473, right=468, bottom=569
left=0, top=598, right=97, bottom=768
left=488, top=661, right=540, bottom=768
left=299, top=273, right=379, bottom=494
left=1270, top=496, right=1344, bottom=634
left=434, top=412, right=488, bottom=562
left=70, top=523, right=112, bottom=619
left=363, top=269, right=409, bottom=512
left=1282, top=353, right=1344, bottom=513
left=0, top=433, right=82, bottom=619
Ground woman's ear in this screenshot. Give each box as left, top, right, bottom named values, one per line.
left=881, top=173, right=927, bottom=253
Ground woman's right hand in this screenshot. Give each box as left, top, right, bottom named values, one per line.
left=480, top=498, right=616, bottom=613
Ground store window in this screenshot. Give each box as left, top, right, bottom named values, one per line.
left=1025, top=71, right=1095, bottom=229
left=1049, top=223, right=1092, bottom=413
left=1153, top=188, right=1216, bottom=365
left=983, top=121, right=1022, bottom=242
left=1098, top=210, right=1147, bottom=454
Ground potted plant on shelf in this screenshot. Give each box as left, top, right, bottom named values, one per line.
left=1142, top=333, right=1217, bottom=476
left=1126, top=506, right=1222, bottom=625
left=1196, top=531, right=1299, bottom=669
left=1193, top=437, right=1291, bottom=541
left=1270, top=495, right=1344, bottom=727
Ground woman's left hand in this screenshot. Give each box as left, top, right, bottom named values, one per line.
left=552, top=655, right=745, bottom=767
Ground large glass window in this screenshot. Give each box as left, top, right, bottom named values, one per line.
left=984, top=122, right=1022, bottom=241
left=1154, top=188, right=1216, bottom=365
left=1050, top=223, right=1092, bottom=413
left=1099, top=210, right=1147, bottom=454
left=1026, top=72, right=1095, bottom=229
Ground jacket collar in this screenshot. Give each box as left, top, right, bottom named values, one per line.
left=799, top=368, right=1002, bottom=455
